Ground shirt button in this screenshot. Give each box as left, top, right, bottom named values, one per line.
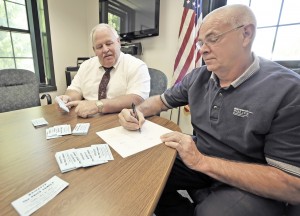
left=213, top=105, right=218, bottom=109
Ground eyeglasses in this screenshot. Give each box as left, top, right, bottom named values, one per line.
left=196, top=25, right=244, bottom=50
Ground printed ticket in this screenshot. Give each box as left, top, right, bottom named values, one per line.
left=11, top=176, right=69, bottom=216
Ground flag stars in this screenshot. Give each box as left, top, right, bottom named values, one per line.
left=186, top=0, right=199, bottom=8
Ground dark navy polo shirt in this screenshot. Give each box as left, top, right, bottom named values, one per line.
left=161, top=56, right=300, bottom=177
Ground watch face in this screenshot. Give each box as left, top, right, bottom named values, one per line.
left=96, top=101, right=104, bottom=112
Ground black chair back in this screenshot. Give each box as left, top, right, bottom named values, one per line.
left=149, top=68, right=168, bottom=97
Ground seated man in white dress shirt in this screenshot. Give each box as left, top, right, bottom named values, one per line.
left=58, top=23, right=150, bottom=118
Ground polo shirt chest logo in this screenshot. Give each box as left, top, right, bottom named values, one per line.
left=233, top=107, right=253, bottom=118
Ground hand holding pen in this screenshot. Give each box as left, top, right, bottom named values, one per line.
left=131, top=103, right=141, bottom=133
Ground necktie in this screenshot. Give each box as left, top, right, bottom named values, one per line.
left=98, top=67, right=113, bottom=100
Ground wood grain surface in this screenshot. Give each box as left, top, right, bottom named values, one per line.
left=0, top=104, right=181, bottom=216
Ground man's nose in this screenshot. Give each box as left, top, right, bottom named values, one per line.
left=199, top=42, right=210, bottom=55
left=102, top=45, right=109, bottom=52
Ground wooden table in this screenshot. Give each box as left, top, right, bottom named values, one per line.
left=0, top=104, right=180, bottom=216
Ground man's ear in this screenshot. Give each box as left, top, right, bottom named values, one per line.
left=242, top=24, right=255, bottom=46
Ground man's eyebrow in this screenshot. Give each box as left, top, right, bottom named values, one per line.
left=96, top=40, right=113, bottom=45
left=199, top=31, right=216, bottom=40
left=105, top=40, right=114, bottom=43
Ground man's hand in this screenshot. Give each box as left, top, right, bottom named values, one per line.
left=161, top=131, right=203, bottom=170
left=67, top=100, right=99, bottom=118
left=55, top=95, right=72, bottom=111
left=118, top=108, right=145, bottom=131
left=58, top=95, right=72, bottom=104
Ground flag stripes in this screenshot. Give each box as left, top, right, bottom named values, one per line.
left=172, top=0, right=202, bottom=85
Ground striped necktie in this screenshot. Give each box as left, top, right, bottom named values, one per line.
left=98, top=67, right=113, bottom=100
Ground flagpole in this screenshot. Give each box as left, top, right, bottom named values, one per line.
left=177, top=106, right=181, bottom=125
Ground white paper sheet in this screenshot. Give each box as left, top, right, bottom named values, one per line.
left=11, top=176, right=69, bottom=216
left=96, top=120, right=173, bottom=158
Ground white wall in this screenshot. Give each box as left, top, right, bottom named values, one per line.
left=46, top=0, right=98, bottom=98
left=137, top=0, right=181, bottom=86
left=46, top=0, right=193, bottom=134
left=135, top=0, right=193, bottom=134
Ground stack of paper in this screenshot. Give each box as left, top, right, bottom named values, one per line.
left=55, top=144, right=114, bottom=173
left=31, top=117, right=48, bottom=127
left=72, top=123, right=90, bottom=135
left=54, top=149, right=81, bottom=173
left=46, top=124, right=72, bottom=139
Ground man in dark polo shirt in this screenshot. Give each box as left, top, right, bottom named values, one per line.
left=118, top=4, right=300, bottom=216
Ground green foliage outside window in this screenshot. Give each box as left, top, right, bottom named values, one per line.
left=108, top=13, right=121, bottom=34
left=0, top=0, right=56, bottom=91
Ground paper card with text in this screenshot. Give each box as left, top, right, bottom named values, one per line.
left=11, top=176, right=69, bottom=216
left=91, top=144, right=114, bottom=161
left=31, top=118, right=48, bottom=127
left=55, top=96, right=69, bottom=112
left=55, top=149, right=78, bottom=173
left=76, top=147, right=108, bottom=167
left=72, top=123, right=90, bottom=135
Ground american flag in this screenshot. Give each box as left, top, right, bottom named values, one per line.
left=172, top=0, right=202, bottom=84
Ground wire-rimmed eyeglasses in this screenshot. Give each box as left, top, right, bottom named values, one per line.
left=196, top=25, right=244, bottom=50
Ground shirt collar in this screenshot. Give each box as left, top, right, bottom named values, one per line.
left=98, top=52, right=124, bottom=70
left=210, top=53, right=260, bottom=88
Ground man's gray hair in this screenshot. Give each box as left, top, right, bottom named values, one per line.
left=209, top=4, right=257, bottom=28
left=90, top=23, right=119, bottom=45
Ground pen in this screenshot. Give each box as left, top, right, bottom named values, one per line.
left=131, top=103, right=141, bottom=133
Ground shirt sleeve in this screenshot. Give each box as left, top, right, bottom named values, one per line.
left=264, top=77, right=300, bottom=177
left=265, top=104, right=300, bottom=177
left=126, top=63, right=150, bottom=99
left=67, top=62, right=87, bottom=96
left=162, top=70, right=197, bottom=108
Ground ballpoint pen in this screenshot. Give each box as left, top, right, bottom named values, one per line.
left=131, top=103, right=141, bottom=133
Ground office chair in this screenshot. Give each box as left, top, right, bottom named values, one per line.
left=291, top=68, right=300, bottom=75
left=275, top=61, right=300, bottom=75
left=148, top=68, right=168, bottom=97
left=0, top=69, right=52, bottom=113
left=65, top=57, right=90, bottom=86
left=77, top=57, right=90, bottom=67
left=148, top=68, right=168, bottom=116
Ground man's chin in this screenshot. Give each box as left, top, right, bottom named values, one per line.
left=205, top=63, right=213, bottom=71
left=101, top=57, right=115, bottom=67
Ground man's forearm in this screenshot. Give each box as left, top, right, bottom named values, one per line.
left=137, top=95, right=169, bottom=117
left=65, top=89, right=82, bottom=101
left=101, top=94, right=144, bottom=114
left=198, top=155, right=300, bottom=204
